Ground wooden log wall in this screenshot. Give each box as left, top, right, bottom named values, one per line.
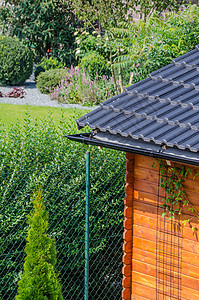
left=122, top=153, right=199, bottom=300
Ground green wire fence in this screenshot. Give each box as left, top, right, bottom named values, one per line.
left=0, top=122, right=125, bottom=300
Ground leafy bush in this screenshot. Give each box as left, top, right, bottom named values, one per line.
left=34, top=66, right=45, bottom=81
left=39, top=57, right=65, bottom=71
left=75, top=5, right=199, bottom=92
left=35, top=57, right=65, bottom=80
left=0, top=35, right=33, bottom=86
left=16, top=190, right=63, bottom=300
left=79, top=51, right=111, bottom=79
left=75, top=31, right=111, bottom=61
left=36, top=69, right=68, bottom=94
left=0, top=111, right=125, bottom=299
left=51, top=66, right=115, bottom=105
left=6, top=87, right=26, bottom=98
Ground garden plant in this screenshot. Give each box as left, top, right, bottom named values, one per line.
left=39, top=5, right=199, bottom=105
left=16, top=190, right=63, bottom=300
left=0, top=110, right=125, bottom=299
left=0, top=35, right=33, bottom=86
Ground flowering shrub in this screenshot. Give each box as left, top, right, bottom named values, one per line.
left=50, top=66, right=115, bottom=105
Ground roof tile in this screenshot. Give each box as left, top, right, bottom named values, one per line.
left=77, top=45, right=199, bottom=153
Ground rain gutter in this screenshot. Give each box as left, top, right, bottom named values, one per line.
left=66, top=133, right=199, bottom=167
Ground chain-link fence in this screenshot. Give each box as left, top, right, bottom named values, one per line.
left=0, top=119, right=125, bottom=300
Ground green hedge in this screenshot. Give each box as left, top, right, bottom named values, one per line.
left=36, top=69, right=68, bottom=94
left=0, top=35, right=33, bottom=86
left=0, top=110, right=125, bottom=299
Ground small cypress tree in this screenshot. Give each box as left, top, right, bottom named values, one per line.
left=16, top=190, right=63, bottom=300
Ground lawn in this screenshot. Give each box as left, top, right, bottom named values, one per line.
left=0, top=103, right=89, bottom=127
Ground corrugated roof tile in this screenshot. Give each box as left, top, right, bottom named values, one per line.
left=76, top=45, right=199, bottom=153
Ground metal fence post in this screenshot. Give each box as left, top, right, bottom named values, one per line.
left=84, top=151, right=90, bottom=300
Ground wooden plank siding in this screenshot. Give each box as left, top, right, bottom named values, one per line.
left=122, top=153, right=199, bottom=300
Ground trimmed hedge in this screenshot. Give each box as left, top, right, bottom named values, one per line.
left=36, top=69, right=68, bottom=94
left=0, top=36, right=33, bottom=86
left=0, top=111, right=125, bottom=299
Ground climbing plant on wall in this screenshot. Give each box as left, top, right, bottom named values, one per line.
left=157, top=160, right=199, bottom=234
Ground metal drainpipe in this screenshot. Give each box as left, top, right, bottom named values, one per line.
left=84, top=151, right=90, bottom=300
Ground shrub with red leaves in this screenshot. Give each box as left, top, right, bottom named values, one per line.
left=6, top=87, right=26, bottom=98
left=0, top=91, right=4, bottom=97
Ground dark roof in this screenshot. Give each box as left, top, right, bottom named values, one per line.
left=71, top=45, right=199, bottom=165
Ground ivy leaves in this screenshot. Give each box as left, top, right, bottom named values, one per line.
left=158, top=161, right=199, bottom=235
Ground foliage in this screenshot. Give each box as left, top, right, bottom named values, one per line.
left=35, top=57, right=65, bottom=81
left=34, top=66, right=46, bottom=81
left=75, top=32, right=110, bottom=61
left=158, top=161, right=199, bottom=233
left=0, top=110, right=125, bottom=299
left=16, top=190, right=63, bottom=300
left=133, top=0, right=191, bottom=20
left=74, top=6, right=199, bottom=95
left=0, top=0, right=77, bottom=64
left=36, top=69, right=68, bottom=94
left=112, top=5, right=199, bottom=87
left=72, top=0, right=190, bottom=28
left=0, top=35, right=33, bottom=86
left=72, top=0, right=129, bottom=28
left=39, top=57, right=65, bottom=71
left=5, top=87, right=26, bottom=98
left=50, top=66, right=115, bottom=105
left=79, top=52, right=111, bottom=79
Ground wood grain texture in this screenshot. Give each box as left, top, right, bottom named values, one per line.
left=130, top=154, right=199, bottom=299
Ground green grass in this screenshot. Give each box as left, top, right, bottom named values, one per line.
left=0, top=104, right=89, bottom=127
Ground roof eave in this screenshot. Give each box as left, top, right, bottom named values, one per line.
left=66, top=133, right=199, bottom=167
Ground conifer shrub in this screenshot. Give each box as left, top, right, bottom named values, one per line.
left=36, top=69, right=68, bottom=94
left=0, top=36, right=33, bottom=86
left=16, top=190, right=63, bottom=300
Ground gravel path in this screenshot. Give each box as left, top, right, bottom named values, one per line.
left=0, top=75, right=95, bottom=110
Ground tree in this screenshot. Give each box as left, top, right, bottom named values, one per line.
left=134, top=0, right=192, bottom=21
left=71, top=0, right=129, bottom=28
left=72, top=0, right=193, bottom=95
left=72, top=0, right=191, bottom=28
left=16, top=190, right=63, bottom=300
left=0, top=0, right=77, bottom=64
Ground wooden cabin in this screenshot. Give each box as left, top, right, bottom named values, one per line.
left=68, top=45, right=199, bottom=299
